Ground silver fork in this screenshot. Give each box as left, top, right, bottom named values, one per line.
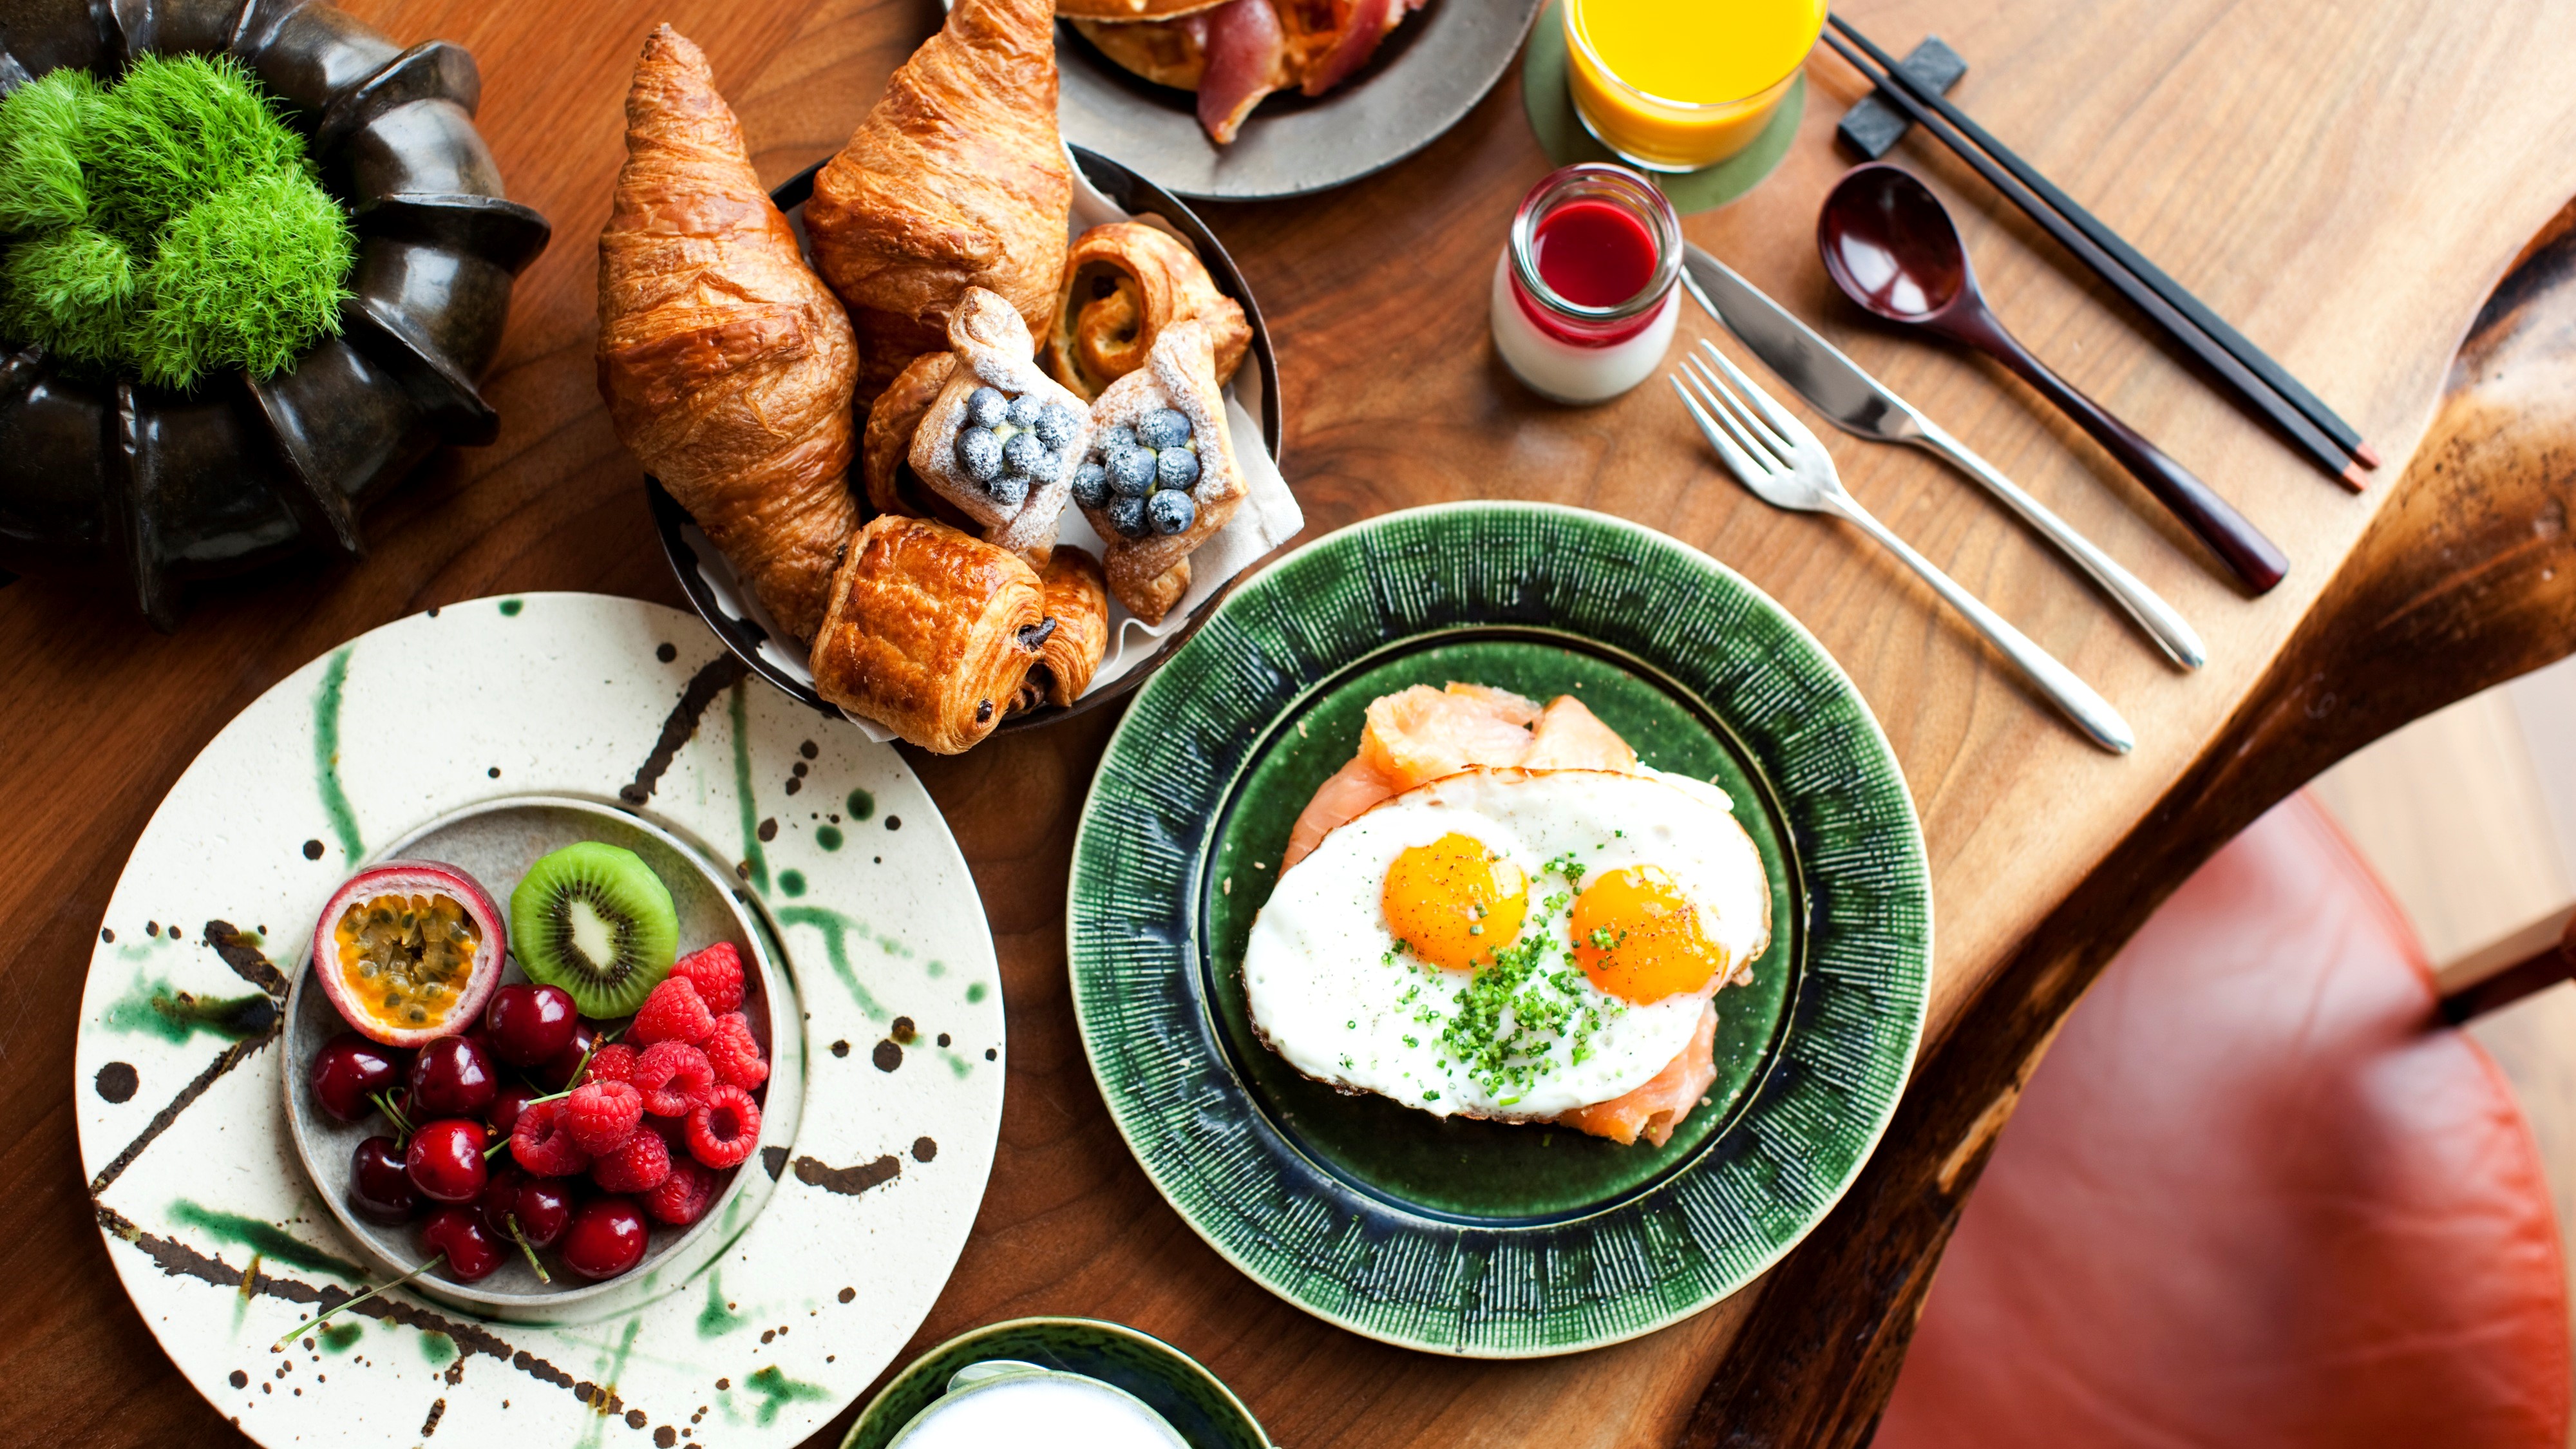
left=1673, top=348, right=2136, bottom=755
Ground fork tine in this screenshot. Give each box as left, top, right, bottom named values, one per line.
left=1680, top=350, right=1803, bottom=461
left=1668, top=374, right=1768, bottom=486
left=1681, top=354, right=1786, bottom=470
left=1676, top=364, right=1776, bottom=474
left=1697, top=339, right=1807, bottom=445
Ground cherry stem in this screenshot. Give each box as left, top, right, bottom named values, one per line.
left=505, top=1213, right=551, bottom=1285
left=269, top=1253, right=443, bottom=1352
left=372, top=1090, right=416, bottom=1149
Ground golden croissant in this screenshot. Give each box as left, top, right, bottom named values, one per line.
left=598, top=25, right=857, bottom=645
left=806, top=0, right=1071, bottom=404
left=1045, top=222, right=1251, bottom=402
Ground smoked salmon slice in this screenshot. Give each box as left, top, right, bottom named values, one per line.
left=1553, top=1000, right=1719, bottom=1148
left=1280, top=685, right=1639, bottom=869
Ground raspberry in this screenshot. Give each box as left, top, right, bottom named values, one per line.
left=583, top=1043, right=639, bottom=1086
left=631, top=976, right=714, bottom=1046
left=633, top=1041, right=717, bottom=1118
left=685, top=1084, right=762, bottom=1168
left=643, top=1159, right=719, bottom=1226
left=590, top=1130, right=670, bottom=1195
left=704, top=1013, right=769, bottom=1092
left=509, top=1100, right=592, bottom=1177
left=671, top=942, right=745, bottom=1013
left=564, top=1080, right=644, bottom=1155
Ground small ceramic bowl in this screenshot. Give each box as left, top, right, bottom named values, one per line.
left=282, top=795, right=800, bottom=1321
left=648, top=144, right=1282, bottom=735
left=844, top=1317, right=1270, bottom=1449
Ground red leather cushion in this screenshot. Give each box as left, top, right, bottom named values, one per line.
left=1875, top=793, right=2570, bottom=1449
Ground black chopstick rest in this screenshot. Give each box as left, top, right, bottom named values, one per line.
left=1836, top=35, right=1967, bottom=160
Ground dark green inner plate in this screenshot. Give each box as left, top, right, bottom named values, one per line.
left=1068, top=502, right=1930, bottom=1357
left=1201, top=634, right=1799, bottom=1221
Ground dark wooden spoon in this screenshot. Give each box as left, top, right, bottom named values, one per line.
left=1817, top=163, right=2288, bottom=594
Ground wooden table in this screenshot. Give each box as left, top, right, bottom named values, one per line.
left=9, top=1, right=2576, bottom=1444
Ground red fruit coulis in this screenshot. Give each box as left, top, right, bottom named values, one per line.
left=1518, top=200, right=1663, bottom=346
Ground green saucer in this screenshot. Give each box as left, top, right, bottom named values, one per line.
left=1068, top=503, right=1931, bottom=1357
left=844, top=1318, right=1268, bottom=1449
left=1520, top=0, right=1805, bottom=214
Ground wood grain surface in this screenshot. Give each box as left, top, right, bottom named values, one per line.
left=6, top=1, right=2576, bottom=1446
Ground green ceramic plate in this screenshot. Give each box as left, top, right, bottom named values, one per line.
left=1067, top=502, right=1930, bottom=1357
left=843, top=1318, right=1269, bottom=1449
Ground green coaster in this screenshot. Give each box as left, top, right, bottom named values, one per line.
left=1522, top=0, right=1805, bottom=214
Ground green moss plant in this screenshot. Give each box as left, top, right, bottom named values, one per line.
left=0, top=53, right=353, bottom=390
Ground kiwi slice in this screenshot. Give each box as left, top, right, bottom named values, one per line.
left=509, top=842, right=679, bottom=1018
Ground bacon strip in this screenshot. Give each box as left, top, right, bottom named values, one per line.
left=1196, top=0, right=1288, bottom=144
left=1300, top=0, right=1408, bottom=95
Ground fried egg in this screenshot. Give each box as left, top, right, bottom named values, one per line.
left=1242, top=765, right=1771, bottom=1121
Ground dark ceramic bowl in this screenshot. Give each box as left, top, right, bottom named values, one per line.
left=0, top=0, right=551, bottom=628
left=649, top=144, right=1281, bottom=735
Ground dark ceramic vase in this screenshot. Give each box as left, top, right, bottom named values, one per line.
left=0, top=0, right=551, bottom=627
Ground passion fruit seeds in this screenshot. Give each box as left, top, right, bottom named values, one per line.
left=311, top=860, right=505, bottom=1047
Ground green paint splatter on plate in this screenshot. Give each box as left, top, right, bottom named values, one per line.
left=777, top=905, right=886, bottom=1021
left=815, top=826, right=843, bottom=851
left=420, top=1330, right=456, bottom=1365
left=746, top=1365, right=828, bottom=1426
left=697, top=1269, right=746, bottom=1338
left=320, top=1321, right=361, bottom=1352
left=777, top=869, right=806, bottom=898
left=169, top=1200, right=365, bottom=1280
left=965, top=982, right=987, bottom=1004
left=102, top=977, right=272, bottom=1043
left=845, top=789, right=873, bottom=822
left=498, top=598, right=524, bottom=616
left=312, top=647, right=364, bottom=862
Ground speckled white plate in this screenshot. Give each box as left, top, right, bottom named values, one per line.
left=73, top=593, right=1007, bottom=1448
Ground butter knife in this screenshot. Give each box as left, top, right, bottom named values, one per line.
left=1681, top=246, right=2206, bottom=670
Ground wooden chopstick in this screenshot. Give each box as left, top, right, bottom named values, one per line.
left=1824, top=17, right=2376, bottom=486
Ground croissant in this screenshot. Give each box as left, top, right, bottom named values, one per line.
left=1014, top=545, right=1112, bottom=712
left=598, top=26, right=857, bottom=645
left=1045, top=222, right=1252, bottom=402
left=907, top=288, right=1092, bottom=560
left=806, top=0, right=1071, bottom=404
left=1071, top=317, right=1244, bottom=623
left=809, top=515, right=1052, bottom=753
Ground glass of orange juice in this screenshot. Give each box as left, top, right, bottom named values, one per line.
left=1564, top=0, right=1826, bottom=173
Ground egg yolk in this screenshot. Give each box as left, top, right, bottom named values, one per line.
left=1381, top=832, right=1528, bottom=971
left=1571, top=866, right=1725, bottom=1003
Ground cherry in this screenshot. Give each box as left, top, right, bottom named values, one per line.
left=515, top=1175, right=576, bottom=1249
left=309, top=1034, right=403, bottom=1122
left=421, top=1205, right=504, bottom=1282
left=560, top=1195, right=648, bottom=1280
left=348, top=1135, right=419, bottom=1224
left=539, top=1021, right=600, bottom=1091
left=406, top=1118, right=489, bottom=1204
left=484, top=983, right=579, bottom=1068
left=488, top=1084, right=540, bottom=1140
left=408, top=1035, right=499, bottom=1117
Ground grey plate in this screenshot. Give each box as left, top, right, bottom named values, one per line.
left=282, top=795, right=790, bottom=1321
left=1057, top=2, right=1545, bottom=199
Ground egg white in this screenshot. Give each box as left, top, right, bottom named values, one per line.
left=1242, top=766, right=1771, bottom=1121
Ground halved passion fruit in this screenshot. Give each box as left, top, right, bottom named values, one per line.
left=312, top=862, right=506, bottom=1047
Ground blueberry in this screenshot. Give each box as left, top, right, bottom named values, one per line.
left=1072, top=461, right=1110, bottom=509
left=966, top=386, right=1008, bottom=430
left=1147, top=488, right=1197, bottom=536
left=1156, top=445, right=1200, bottom=490
left=1006, top=393, right=1044, bottom=428
left=1137, top=408, right=1191, bottom=450
left=1033, top=402, right=1079, bottom=450
left=989, top=471, right=1029, bottom=508
left=1106, top=495, right=1150, bottom=539
left=1108, top=446, right=1157, bottom=498
left=1001, top=430, right=1045, bottom=477
left=1025, top=446, right=1063, bottom=485
left=955, top=428, right=1002, bottom=482
left=1099, top=424, right=1137, bottom=456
